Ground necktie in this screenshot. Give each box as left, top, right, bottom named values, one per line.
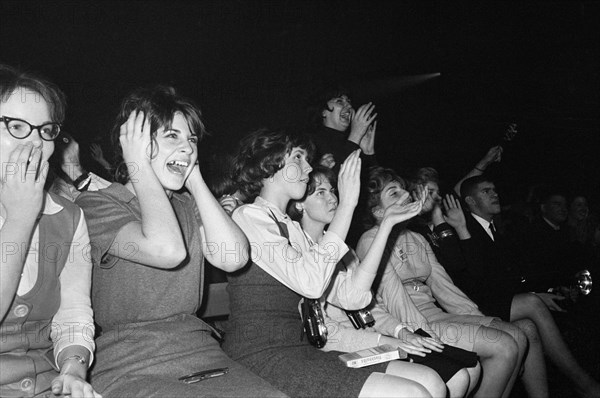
left=489, top=222, right=497, bottom=240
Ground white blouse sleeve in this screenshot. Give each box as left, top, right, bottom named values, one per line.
left=51, top=209, right=95, bottom=365
left=233, top=204, right=349, bottom=298
left=325, top=251, right=373, bottom=311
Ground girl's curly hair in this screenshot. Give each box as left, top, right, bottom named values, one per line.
left=111, top=85, right=206, bottom=184
left=233, top=128, right=315, bottom=202
left=363, top=166, right=407, bottom=229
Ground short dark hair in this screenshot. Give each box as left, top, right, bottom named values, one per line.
left=233, top=128, right=315, bottom=201
left=306, top=85, right=352, bottom=127
left=111, top=85, right=206, bottom=184
left=363, top=167, right=407, bottom=229
left=287, top=166, right=337, bottom=222
left=0, top=64, right=67, bottom=123
left=460, top=175, right=494, bottom=202
left=412, top=167, right=440, bottom=186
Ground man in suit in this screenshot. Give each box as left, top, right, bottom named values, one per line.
left=457, top=175, right=600, bottom=397
left=524, top=189, right=581, bottom=293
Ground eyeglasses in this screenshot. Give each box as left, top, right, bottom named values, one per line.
left=0, top=116, right=61, bottom=141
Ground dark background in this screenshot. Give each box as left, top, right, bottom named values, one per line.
left=1, top=0, right=598, bottom=206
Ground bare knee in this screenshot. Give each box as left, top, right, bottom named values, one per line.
left=421, top=371, right=446, bottom=397
left=516, top=293, right=548, bottom=316
left=360, top=373, right=432, bottom=398
left=478, top=327, right=519, bottom=364
left=449, top=368, right=471, bottom=392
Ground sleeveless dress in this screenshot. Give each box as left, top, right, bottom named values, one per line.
left=76, top=184, right=285, bottom=398
left=224, top=261, right=390, bottom=397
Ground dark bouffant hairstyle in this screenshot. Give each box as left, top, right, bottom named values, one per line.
left=306, top=85, right=352, bottom=128
left=233, top=128, right=315, bottom=202
left=287, top=166, right=337, bottom=222
left=111, top=85, right=206, bottom=184
left=363, top=166, right=407, bottom=229
left=0, top=64, right=67, bottom=123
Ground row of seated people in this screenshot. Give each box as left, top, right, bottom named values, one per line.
left=2, top=64, right=598, bottom=398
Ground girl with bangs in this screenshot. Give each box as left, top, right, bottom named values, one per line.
left=75, top=87, right=286, bottom=398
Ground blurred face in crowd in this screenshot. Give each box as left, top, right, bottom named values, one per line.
left=0, top=89, right=54, bottom=181
left=569, top=196, right=589, bottom=222
left=322, top=95, right=353, bottom=132
left=298, top=173, right=338, bottom=227
left=421, top=181, right=442, bottom=214
left=541, top=194, right=568, bottom=225
left=465, top=181, right=501, bottom=221
left=151, top=112, right=198, bottom=195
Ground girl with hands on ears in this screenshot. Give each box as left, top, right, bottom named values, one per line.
left=75, top=87, right=283, bottom=398
left=0, top=65, right=100, bottom=397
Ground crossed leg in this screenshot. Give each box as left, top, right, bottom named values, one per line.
left=510, top=292, right=600, bottom=398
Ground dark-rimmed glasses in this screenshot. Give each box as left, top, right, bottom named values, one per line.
left=0, top=116, right=61, bottom=141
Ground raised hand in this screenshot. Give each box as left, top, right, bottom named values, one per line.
left=382, top=191, right=423, bottom=226
left=90, top=142, right=112, bottom=171
left=337, top=149, right=362, bottom=209
left=89, top=143, right=104, bottom=161
left=442, top=194, right=466, bottom=230
left=476, top=145, right=503, bottom=171
left=0, top=143, right=48, bottom=222
left=359, top=121, right=376, bottom=155
left=119, top=111, right=152, bottom=167
left=348, top=103, right=377, bottom=145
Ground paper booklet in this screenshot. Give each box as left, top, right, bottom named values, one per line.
left=338, top=344, right=407, bottom=368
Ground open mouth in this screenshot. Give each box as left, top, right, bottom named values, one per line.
left=340, top=112, right=351, bottom=122
left=166, top=160, right=189, bottom=175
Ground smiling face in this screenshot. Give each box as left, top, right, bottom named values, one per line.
left=0, top=89, right=54, bottom=181
left=269, top=147, right=313, bottom=201
left=322, top=95, right=353, bottom=132
left=150, top=112, right=198, bottom=195
left=300, top=174, right=338, bottom=227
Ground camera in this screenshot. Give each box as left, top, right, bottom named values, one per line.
left=346, top=309, right=375, bottom=329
